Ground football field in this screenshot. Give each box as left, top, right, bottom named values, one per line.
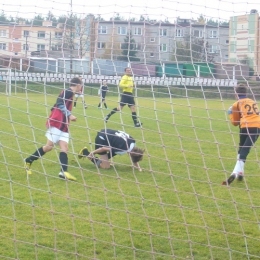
left=0, top=91, right=260, bottom=259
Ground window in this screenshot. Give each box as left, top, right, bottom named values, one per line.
left=14, top=52, right=18, bottom=55
left=37, top=31, right=45, bottom=38
left=160, top=29, right=167, bottom=36
left=194, top=30, right=203, bottom=38
left=97, top=42, right=106, bottom=49
left=150, top=38, right=155, bottom=42
left=160, top=43, right=167, bottom=52
left=209, top=45, right=219, bottom=53
left=150, top=52, right=154, bottom=57
left=134, top=43, right=141, bottom=50
left=74, top=43, right=79, bottom=50
left=225, top=39, right=229, bottom=44
left=118, top=26, right=127, bottom=35
left=209, top=30, right=217, bottom=38
left=0, top=30, right=7, bottom=37
left=98, top=25, right=107, bottom=34
left=134, top=27, right=142, bottom=35
left=37, top=44, right=45, bottom=51
left=24, top=30, right=29, bottom=37
left=51, top=45, right=61, bottom=51
left=23, top=44, right=29, bottom=51
left=176, top=29, right=184, bottom=37
left=0, top=43, right=6, bottom=50
left=225, top=54, right=228, bottom=59
left=55, top=32, right=63, bottom=38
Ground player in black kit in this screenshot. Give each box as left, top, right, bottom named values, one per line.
left=98, top=80, right=109, bottom=109
left=78, top=129, right=144, bottom=171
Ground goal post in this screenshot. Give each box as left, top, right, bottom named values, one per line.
left=0, top=68, right=12, bottom=95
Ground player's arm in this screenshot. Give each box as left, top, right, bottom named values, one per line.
left=119, top=75, right=133, bottom=88
left=228, top=102, right=240, bottom=126
left=88, top=147, right=111, bottom=157
left=119, top=75, right=128, bottom=88
left=56, top=90, right=73, bottom=117
left=133, top=162, right=142, bottom=172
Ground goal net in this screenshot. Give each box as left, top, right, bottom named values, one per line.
left=0, top=1, right=260, bottom=259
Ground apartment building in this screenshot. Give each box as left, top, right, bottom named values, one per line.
left=0, top=16, right=229, bottom=65
left=0, top=15, right=95, bottom=59
left=229, top=9, right=260, bottom=75
left=0, top=21, right=61, bottom=57
left=94, top=18, right=229, bottom=63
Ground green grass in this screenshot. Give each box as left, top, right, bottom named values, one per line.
left=0, top=87, right=260, bottom=260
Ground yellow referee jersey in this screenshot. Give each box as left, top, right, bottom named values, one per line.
left=119, top=75, right=134, bottom=93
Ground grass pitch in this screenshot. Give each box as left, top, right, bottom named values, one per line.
left=0, top=87, right=260, bottom=259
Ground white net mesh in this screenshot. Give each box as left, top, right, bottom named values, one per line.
left=1, top=1, right=260, bottom=259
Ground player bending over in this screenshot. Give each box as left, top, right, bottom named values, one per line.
left=78, top=129, right=144, bottom=171
left=222, top=83, right=260, bottom=186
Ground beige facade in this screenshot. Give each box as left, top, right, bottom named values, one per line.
left=0, top=17, right=230, bottom=63
left=0, top=18, right=94, bottom=59
left=229, top=12, right=260, bottom=75
left=0, top=23, right=60, bottom=57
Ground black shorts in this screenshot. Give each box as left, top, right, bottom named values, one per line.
left=120, top=92, right=135, bottom=107
left=101, top=92, right=107, bottom=101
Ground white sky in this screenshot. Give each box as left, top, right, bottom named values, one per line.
left=1, top=0, right=260, bottom=22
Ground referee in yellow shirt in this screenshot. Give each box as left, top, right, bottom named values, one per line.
left=104, top=67, right=142, bottom=127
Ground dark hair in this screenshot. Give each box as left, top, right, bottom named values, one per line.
left=235, top=83, right=247, bottom=95
left=70, top=77, right=82, bottom=86
left=130, top=147, right=144, bottom=163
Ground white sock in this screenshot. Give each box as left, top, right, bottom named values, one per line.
left=237, top=154, right=240, bottom=160
left=232, top=160, right=245, bottom=177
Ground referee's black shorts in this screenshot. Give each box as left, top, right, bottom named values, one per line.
left=119, top=92, right=135, bottom=107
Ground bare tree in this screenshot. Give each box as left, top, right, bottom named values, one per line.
left=171, top=35, right=216, bottom=63
left=55, top=15, right=94, bottom=59
left=101, top=34, right=121, bottom=60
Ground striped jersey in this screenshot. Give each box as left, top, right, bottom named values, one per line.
left=46, top=88, right=74, bottom=132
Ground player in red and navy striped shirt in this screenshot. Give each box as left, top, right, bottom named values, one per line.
left=24, top=77, right=82, bottom=181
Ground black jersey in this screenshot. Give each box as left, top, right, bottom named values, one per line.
left=101, top=85, right=108, bottom=98
left=95, top=129, right=135, bottom=155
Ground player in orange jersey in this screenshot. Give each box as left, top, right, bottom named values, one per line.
left=222, top=83, right=260, bottom=185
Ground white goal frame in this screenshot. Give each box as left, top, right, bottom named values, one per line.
left=0, top=68, right=12, bottom=95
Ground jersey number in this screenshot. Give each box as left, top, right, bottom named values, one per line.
left=115, top=131, right=129, bottom=141
left=244, top=103, right=259, bottom=115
